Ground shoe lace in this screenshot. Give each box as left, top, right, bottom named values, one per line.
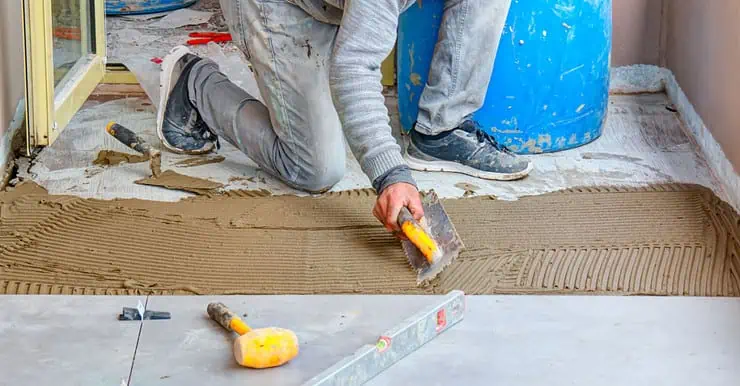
left=194, top=120, right=220, bottom=150
left=469, top=122, right=513, bottom=154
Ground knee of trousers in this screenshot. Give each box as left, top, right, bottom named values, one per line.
left=293, top=154, right=346, bottom=194
left=280, top=145, right=346, bottom=194
left=285, top=112, right=347, bottom=193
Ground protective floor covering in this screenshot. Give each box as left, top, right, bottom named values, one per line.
left=1, top=183, right=738, bottom=296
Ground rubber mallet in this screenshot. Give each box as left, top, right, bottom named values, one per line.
left=207, top=302, right=299, bottom=368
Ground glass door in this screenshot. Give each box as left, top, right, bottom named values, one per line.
left=22, top=0, right=106, bottom=147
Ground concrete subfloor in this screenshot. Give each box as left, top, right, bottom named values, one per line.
left=80, top=0, right=729, bottom=203
left=17, top=92, right=725, bottom=204
left=23, top=1, right=728, bottom=203
left=1, top=295, right=739, bottom=386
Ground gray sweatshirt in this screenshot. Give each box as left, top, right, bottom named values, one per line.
left=321, top=0, right=418, bottom=192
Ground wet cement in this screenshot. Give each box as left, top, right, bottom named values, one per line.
left=90, top=149, right=224, bottom=195
left=174, top=156, right=226, bottom=168
left=92, top=149, right=223, bottom=195
left=135, top=170, right=224, bottom=195
left=1, top=183, right=738, bottom=296
left=93, top=150, right=149, bottom=166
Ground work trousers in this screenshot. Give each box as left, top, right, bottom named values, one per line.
left=188, top=0, right=510, bottom=192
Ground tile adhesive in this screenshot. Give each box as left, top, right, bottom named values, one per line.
left=1, top=182, right=738, bottom=296
left=93, top=150, right=149, bottom=166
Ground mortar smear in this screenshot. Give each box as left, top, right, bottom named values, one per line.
left=1, top=184, right=738, bottom=296
left=174, top=156, right=226, bottom=168
left=135, top=170, right=224, bottom=195
left=93, top=150, right=149, bottom=166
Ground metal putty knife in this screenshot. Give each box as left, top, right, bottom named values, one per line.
left=398, top=190, right=464, bottom=284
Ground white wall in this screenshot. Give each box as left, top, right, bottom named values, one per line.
left=665, top=0, right=740, bottom=172
left=612, top=0, right=664, bottom=66
left=0, top=1, right=25, bottom=173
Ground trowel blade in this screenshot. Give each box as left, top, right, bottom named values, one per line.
left=402, top=191, right=464, bottom=285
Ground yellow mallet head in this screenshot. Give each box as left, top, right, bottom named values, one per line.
left=233, top=327, right=299, bottom=369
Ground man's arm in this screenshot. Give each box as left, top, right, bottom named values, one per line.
left=330, top=0, right=423, bottom=231
left=329, top=0, right=416, bottom=192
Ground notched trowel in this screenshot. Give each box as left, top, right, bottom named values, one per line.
left=398, top=190, right=464, bottom=284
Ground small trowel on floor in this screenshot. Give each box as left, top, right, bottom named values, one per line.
left=105, top=121, right=162, bottom=178
left=398, top=191, right=464, bottom=284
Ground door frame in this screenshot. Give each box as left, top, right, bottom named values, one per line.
left=22, top=0, right=106, bottom=147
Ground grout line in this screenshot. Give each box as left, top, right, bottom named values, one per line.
left=127, top=295, right=149, bottom=386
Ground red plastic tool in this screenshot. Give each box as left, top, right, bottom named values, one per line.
left=53, top=26, right=81, bottom=41
left=187, top=32, right=232, bottom=45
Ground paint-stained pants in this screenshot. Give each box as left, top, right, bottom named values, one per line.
left=189, top=0, right=510, bottom=192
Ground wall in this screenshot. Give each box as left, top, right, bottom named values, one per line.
left=612, top=0, right=664, bottom=66
left=0, top=1, right=25, bottom=150
left=664, top=0, right=740, bottom=172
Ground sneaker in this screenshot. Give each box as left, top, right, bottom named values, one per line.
left=405, top=121, right=533, bottom=180
left=157, top=46, right=217, bottom=155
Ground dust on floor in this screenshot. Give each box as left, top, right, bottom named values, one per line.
left=1, top=183, right=738, bottom=296
left=106, top=0, right=259, bottom=106
left=18, top=93, right=726, bottom=206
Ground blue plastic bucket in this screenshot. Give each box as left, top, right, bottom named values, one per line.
left=397, top=0, right=612, bottom=154
left=105, top=0, right=198, bottom=16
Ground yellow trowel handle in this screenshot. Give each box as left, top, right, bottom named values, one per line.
left=398, top=207, right=438, bottom=264
left=207, top=302, right=251, bottom=336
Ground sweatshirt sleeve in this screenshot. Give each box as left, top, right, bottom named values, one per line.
left=329, top=0, right=415, bottom=188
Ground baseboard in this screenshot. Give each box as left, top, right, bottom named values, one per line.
left=609, top=65, right=671, bottom=94
left=610, top=64, right=740, bottom=211
left=0, top=100, right=25, bottom=188
left=663, top=71, right=740, bottom=211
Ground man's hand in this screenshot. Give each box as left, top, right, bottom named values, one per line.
left=373, top=182, right=424, bottom=235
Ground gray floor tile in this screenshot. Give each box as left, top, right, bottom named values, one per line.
left=0, top=296, right=146, bottom=386
left=131, top=295, right=439, bottom=385
left=370, top=296, right=740, bottom=386
left=4, top=295, right=740, bottom=385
